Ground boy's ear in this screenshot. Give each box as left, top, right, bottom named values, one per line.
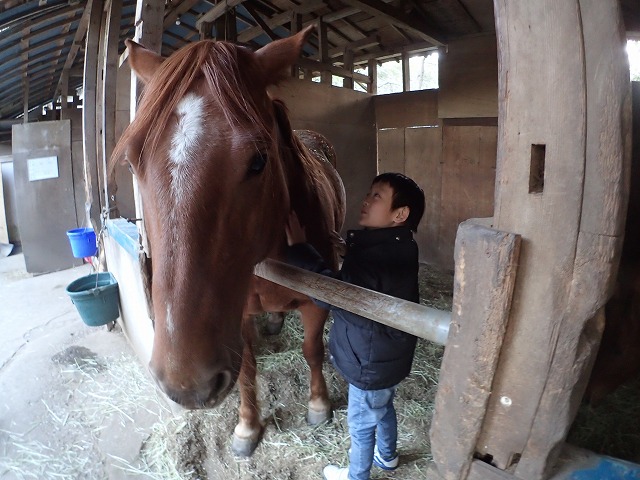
left=394, top=206, right=410, bottom=224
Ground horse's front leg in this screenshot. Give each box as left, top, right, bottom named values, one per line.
left=298, top=302, right=332, bottom=424
left=231, top=315, right=263, bottom=457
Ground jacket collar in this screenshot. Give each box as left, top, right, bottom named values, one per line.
left=345, top=226, right=414, bottom=247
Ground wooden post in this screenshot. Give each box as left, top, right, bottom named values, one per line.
left=82, top=0, right=104, bottom=230
left=317, top=18, right=331, bottom=85
left=60, top=70, right=69, bottom=110
left=101, top=0, right=122, bottom=219
left=425, top=1, right=633, bottom=479
left=124, top=0, right=165, bottom=322
left=342, top=49, right=354, bottom=89
left=368, top=59, right=377, bottom=94
left=402, top=52, right=410, bottom=92
left=430, top=220, right=521, bottom=480
left=130, top=0, right=164, bottom=256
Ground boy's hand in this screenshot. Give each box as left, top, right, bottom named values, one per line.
left=285, top=211, right=306, bottom=246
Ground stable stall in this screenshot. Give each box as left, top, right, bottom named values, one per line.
left=3, top=0, right=640, bottom=478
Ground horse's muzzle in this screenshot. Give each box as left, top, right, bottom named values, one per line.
left=150, top=367, right=235, bottom=409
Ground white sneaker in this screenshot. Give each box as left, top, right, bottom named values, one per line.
left=373, top=445, right=399, bottom=470
left=323, top=464, right=349, bottom=480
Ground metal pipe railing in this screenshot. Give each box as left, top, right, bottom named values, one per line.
left=254, top=259, right=451, bottom=345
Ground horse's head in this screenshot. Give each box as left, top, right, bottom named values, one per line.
left=113, top=28, right=313, bottom=408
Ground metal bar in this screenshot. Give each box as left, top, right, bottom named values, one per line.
left=254, top=258, right=450, bottom=345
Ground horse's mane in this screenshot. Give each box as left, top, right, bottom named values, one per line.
left=111, top=41, right=273, bottom=173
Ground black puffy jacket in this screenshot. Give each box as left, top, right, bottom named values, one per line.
left=287, top=226, right=420, bottom=390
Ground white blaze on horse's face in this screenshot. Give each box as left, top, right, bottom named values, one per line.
left=169, top=93, right=205, bottom=204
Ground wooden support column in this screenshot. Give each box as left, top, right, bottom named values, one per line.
left=368, top=58, right=377, bottom=94
left=513, top=0, right=630, bottom=476
left=317, top=18, right=331, bottom=84
left=130, top=0, right=164, bottom=253
left=402, top=51, right=410, bottom=92
left=342, top=49, right=354, bottom=89
left=60, top=70, right=69, bottom=109
left=129, top=0, right=164, bottom=320
left=199, top=21, right=213, bottom=40
left=82, top=0, right=105, bottom=229
left=21, top=24, right=30, bottom=122
left=213, top=9, right=236, bottom=42
left=131, top=0, right=164, bottom=116
left=430, top=220, right=521, bottom=480
left=291, top=12, right=303, bottom=78
left=101, top=0, right=122, bottom=219
left=422, top=1, right=631, bottom=479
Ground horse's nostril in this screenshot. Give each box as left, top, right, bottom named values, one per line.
left=211, top=370, right=232, bottom=400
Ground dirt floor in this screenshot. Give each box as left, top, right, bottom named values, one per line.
left=2, top=251, right=639, bottom=480
left=0, top=254, right=451, bottom=480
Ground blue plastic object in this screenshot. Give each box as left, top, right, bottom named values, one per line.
left=66, top=272, right=120, bottom=326
left=66, top=227, right=97, bottom=258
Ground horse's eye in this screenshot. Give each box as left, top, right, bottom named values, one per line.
left=248, top=152, right=267, bottom=175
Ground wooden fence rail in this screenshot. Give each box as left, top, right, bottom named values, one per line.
left=254, top=258, right=451, bottom=345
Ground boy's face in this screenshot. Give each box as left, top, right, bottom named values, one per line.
left=359, top=181, right=408, bottom=229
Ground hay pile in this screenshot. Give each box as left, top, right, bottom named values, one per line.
left=8, top=261, right=637, bottom=479
left=136, top=262, right=452, bottom=479
left=0, top=264, right=451, bottom=480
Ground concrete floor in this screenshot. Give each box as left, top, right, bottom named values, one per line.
left=0, top=252, right=167, bottom=479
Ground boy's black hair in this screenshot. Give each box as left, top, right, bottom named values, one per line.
left=373, top=172, right=425, bottom=232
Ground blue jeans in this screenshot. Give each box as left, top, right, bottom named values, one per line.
left=347, top=383, right=398, bottom=480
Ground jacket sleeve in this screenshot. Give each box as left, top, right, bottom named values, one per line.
left=285, top=243, right=338, bottom=310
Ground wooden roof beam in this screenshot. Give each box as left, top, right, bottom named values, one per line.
left=237, top=0, right=324, bottom=42
left=328, top=34, right=378, bottom=59
left=296, top=57, right=370, bottom=84
left=244, top=3, right=278, bottom=41
left=196, top=0, right=246, bottom=29
left=0, top=4, right=84, bottom=44
left=163, top=0, right=201, bottom=28
left=340, top=0, right=446, bottom=46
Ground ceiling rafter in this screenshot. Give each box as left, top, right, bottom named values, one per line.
left=53, top=0, right=94, bottom=99
left=340, top=0, right=446, bottom=46
left=0, top=4, right=85, bottom=44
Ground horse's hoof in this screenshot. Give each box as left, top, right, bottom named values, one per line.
left=307, top=407, right=332, bottom=425
left=231, top=434, right=259, bottom=457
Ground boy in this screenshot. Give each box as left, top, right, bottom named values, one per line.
left=285, top=172, right=426, bottom=480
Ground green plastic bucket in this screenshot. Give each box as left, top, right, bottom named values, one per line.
left=66, top=272, right=120, bottom=326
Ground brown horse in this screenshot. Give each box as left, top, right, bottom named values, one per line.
left=111, top=27, right=345, bottom=456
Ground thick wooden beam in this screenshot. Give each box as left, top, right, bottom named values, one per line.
left=515, top=0, right=631, bottom=475
left=163, top=0, right=200, bottom=28
left=82, top=0, right=104, bottom=229
left=101, top=0, right=122, bottom=219
left=430, top=220, right=521, bottom=480
left=317, top=18, right=331, bottom=84
left=295, top=57, right=370, bottom=84
left=54, top=6, right=91, bottom=99
left=244, top=3, right=276, bottom=41
left=341, top=0, right=446, bottom=46
left=129, top=0, right=164, bottom=261
left=196, top=0, right=245, bottom=29
left=468, top=1, right=630, bottom=478
left=237, top=1, right=325, bottom=43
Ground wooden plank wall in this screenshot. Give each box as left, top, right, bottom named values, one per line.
left=270, top=79, right=377, bottom=231
left=374, top=35, right=498, bottom=269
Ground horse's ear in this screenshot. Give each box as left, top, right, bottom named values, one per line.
left=255, top=25, right=314, bottom=84
left=126, top=39, right=165, bottom=84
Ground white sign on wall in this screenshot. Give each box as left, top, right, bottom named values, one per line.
left=28, top=156, right=59, bottom=181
